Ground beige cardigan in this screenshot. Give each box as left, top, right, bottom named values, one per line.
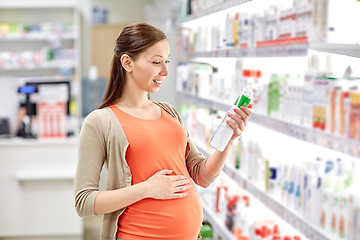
left=74, top=102, right=216, bottom=240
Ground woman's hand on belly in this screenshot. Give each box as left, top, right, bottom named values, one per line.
left=143, top=169, right=191, bottom=200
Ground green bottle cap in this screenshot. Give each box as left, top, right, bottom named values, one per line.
left=200, top=224, right=213, bottom=238
left=234, top=94, right=251, bottom=108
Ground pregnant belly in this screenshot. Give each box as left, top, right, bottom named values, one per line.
left=117, top=185, right=203, bottom=240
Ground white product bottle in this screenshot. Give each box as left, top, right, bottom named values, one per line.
left=210, top=85, right=252, bottom=152
left=301, top=55, right=320, bottom=128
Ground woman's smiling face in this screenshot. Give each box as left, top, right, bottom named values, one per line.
left=129, top=39, right=170, bottom=93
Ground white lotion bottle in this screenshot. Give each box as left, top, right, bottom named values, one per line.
left=210, top=85, right=252, bottom=152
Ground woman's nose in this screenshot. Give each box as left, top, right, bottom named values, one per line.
left=160, top=63, right=169, bottom=76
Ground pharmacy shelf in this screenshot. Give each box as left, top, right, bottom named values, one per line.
left=196, top=145, right=333, bottom=240
left=179, top=0, right=252, bottom=24
left=0, top=32, right=77, bottom=41
left=222, top=165, right=334, bottom=240
left=191, top=37, right=309, bottom=58
left=190, top=45, right=305, bottom=58
left=176, top=91, right=229, bottom=111
left=189, top=42, right=360, bottom=59
left=197, top=144, right=332, bottom=240
left=177, top=91, right=360, bottom=158
left=202, top=201, right=235, bottom=240
left=0, top=0, right=78, bottom=8
left=179, top=0, right=360, bottom=59
left=310, top=42, right=360, bottom=58
left=250, top=114, right=360, bottom=158
left=0, top=60, right=77, bottom=71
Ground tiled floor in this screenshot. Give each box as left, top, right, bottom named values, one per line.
left=84, top=215, right=102, bottom=240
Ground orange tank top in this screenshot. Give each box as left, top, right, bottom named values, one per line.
left=110, top=104, right=203, bottom=240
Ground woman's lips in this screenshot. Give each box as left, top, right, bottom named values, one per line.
left=153, top=79, right=163, bottom=87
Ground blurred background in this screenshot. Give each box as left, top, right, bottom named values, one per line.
left=0, top=0, right=359, bottom=240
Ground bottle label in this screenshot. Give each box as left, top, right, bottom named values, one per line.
left=237, top=95, right=251, bottom=108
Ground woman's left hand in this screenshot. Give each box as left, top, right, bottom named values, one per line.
left=226, top=106, right=252, bottom=141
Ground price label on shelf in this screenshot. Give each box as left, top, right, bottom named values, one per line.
left=348, top=141, right=360, bottom=158
left=242, top=179, right=247, bottom=190
left=231, top=171, right=236, bottom=180
left=237, top=174, right=245, bottom=187
left=297, top=221, right=306, bottom=235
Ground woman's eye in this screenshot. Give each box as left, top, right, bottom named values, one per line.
left=152, top=60, right=170, bottom=65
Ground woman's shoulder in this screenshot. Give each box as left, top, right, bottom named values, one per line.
left=155, top=101, right=184, bottom=124
left=82, top=107, right=115, bottom=127
left=81, top=106, right=128, bottom=145
left=156, top=102, right=177, bottom=117
left=84, top=107, right=110, bottom=119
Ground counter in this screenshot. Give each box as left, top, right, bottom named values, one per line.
left=0, top=137, right=83, bottom=240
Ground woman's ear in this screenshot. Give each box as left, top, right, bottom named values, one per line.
left=120, top=54, right=132, bottom=72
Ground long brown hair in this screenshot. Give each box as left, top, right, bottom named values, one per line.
left=98, top=23, right=167, bottom=109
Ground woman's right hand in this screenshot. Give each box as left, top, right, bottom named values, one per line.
left=144, top=169, right=191, bottom=200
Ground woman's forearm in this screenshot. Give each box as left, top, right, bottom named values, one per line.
left=205, top=140, right=235, bottom=177
left=94, top=181, right=148, bottom=215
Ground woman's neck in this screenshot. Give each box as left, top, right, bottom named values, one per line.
left=116, top=90, right=150, bottom=108
left=117, top=75, right=151, bottom=108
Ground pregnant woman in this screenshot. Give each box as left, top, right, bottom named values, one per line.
left=74, top=22, right=251, bottom=240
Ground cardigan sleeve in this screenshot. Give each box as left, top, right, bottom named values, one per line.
left=74, top=110, right=106, bottom=217
left=184, top=135, right=217, bottom=188
left=157, top=102, right=217, bottom=188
